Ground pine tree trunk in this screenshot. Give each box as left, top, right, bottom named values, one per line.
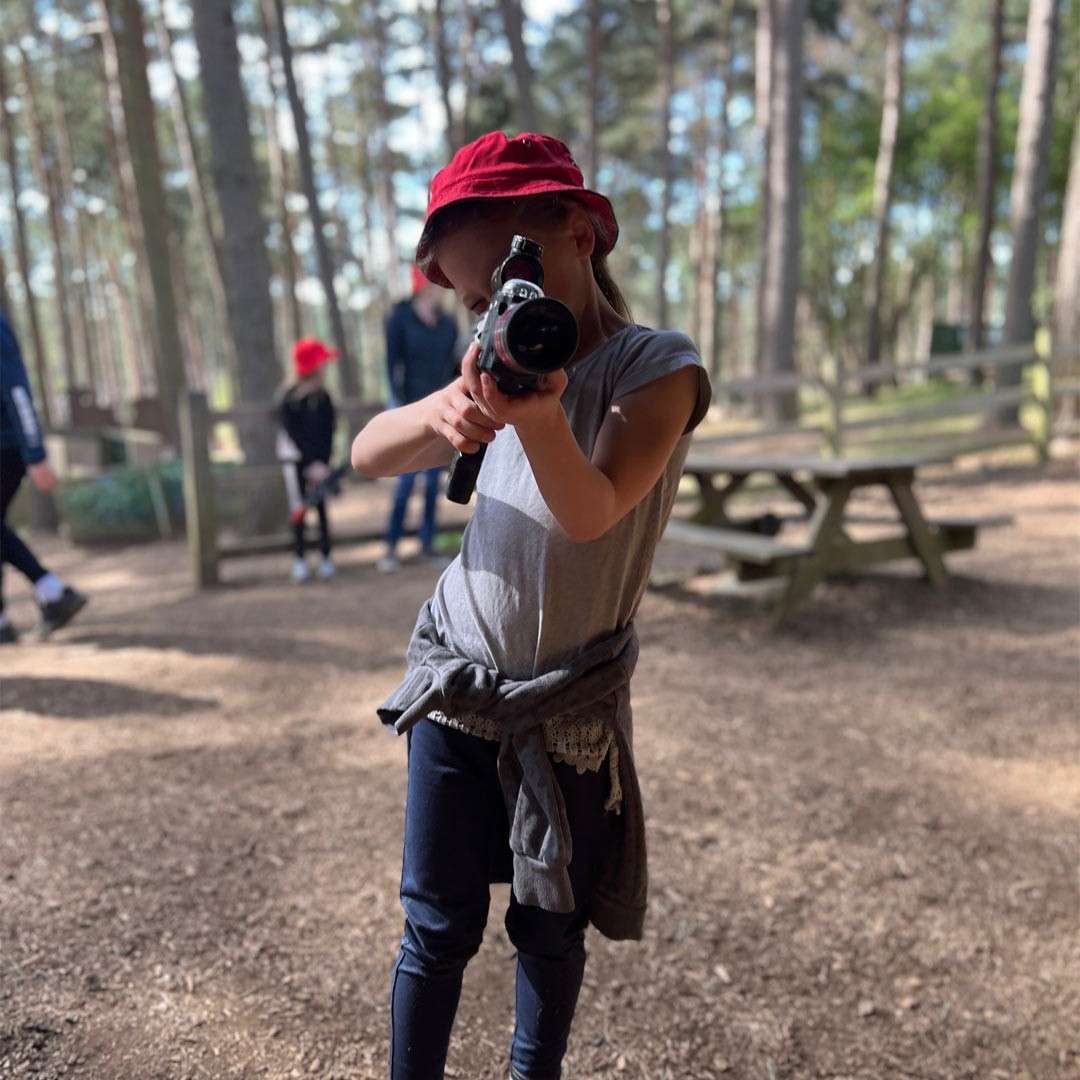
left=18, top=44, right=80, bottom=420
left=0, top=49, right=53, bottom=426
left=865, top=0, right=909, bottom=372
left=703, top=0, right=734, bottom=381
left=1001, top=0, right=1060, bottom=420
left=498, top=0, right=539, bottom=132
left=98, top=10, right=161, bottom=399
left=190, top=0, right=281, bottom=465
left=265, top=0, right=357, bottom=398
left=656, top=0, right=674, bottom=328
left=259, top=95, right=303, bottom=356
left=150, top=0, right=234, bottom=386
left=362, top=9, right=404, bottom=298
left=967, top=0, right=1005, bottom=354
left=460, top=0, right=478, bottom=145
left=100, top=0, right=187, bottom=448
left=48, top=33, right=100, bottom=397
left=759, top=0, right=807, bottom=422
left=1053, top=122, right=1080, bottom=357
left=586, top=0, right=601, bottom=187
left=754, top=0, right=773, bottom=376
left=432, top=0, right=457, bottom=157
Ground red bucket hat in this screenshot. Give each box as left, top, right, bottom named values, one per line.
left=292, top=338, right=337, bottom=378
left=415, top=131, right=619, bottom=288
left=411, top=265, right=433, bottom=295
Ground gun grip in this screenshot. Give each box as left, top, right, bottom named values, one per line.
left=446, top=444, right=487, bottom=504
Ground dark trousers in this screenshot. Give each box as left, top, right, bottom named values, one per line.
left=387, top=468, right=442, bottom=553
left=292, top=464, right=331, bottom=560
left=1, top=454, right=47, bottom=613
left=390, top=718, right=616, bottom=1080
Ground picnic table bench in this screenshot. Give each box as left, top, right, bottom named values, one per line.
left=666, top=453, right=1010, bottom=624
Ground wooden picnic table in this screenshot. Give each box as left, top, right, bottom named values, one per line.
left=667, top=452, right=1003, bottom=624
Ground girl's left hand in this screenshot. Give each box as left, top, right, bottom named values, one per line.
left=462, top=348, right=568, bottom=431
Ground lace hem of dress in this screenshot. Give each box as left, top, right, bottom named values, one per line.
left=428, top=710, right=623, bottom=813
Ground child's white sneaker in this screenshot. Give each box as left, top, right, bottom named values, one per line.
left=376, top=554, right=400, bottom=574
left=291, top=558, right=311, bottom=584
left=317, top=557, right=336, bottom=580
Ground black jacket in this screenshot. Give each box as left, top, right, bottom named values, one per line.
left=278, top=386, right=335, bottom=464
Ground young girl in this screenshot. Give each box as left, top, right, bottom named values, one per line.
left=278, top=338, right=338, bottom=583
left=351, top=131, right=711, bottom=1080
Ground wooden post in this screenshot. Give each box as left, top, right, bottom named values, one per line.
left=1031, top=350, right=1052, bottom=463
left=180, top=390, right=218, bottom=587
left=825, top=374, right=845, bottom=459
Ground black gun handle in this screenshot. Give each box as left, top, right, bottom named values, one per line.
left=446, top=443, right=487, bottom=504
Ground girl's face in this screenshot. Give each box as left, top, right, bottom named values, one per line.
left=434, top=206, right=596, bottom=325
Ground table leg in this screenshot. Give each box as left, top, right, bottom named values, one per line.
left=776, top=473, right=817, bottom=517
left=773, top=477, right=854, bottom=626
left=887, top=477, right=948, bottom=588
left=694, top=472, right=748, bottom=527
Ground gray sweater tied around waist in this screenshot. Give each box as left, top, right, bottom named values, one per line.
left=378, top=599, right=648, bottom=942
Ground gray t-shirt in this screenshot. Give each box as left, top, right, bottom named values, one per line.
left=430, top=324, right=711, bottom=681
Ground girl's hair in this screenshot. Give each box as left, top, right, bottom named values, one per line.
left=424, top=195, right=633, bottom=321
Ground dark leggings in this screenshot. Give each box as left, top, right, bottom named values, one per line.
left=1, top=454, right=47, bottom=613
left=390, top=718, right=616, bottom=1080
left=292, top=463, right=331, bottom=560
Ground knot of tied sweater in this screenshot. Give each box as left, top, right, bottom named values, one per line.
left=378, top=600, right=639, bottom=915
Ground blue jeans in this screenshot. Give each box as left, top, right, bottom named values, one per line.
left=390, top=718, right=616, bottom=1080
left=387, top=468, right=442, bottom=554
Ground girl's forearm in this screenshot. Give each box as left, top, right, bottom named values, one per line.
left=350, top=395, right=451, bottom=477
left=517, top=412, right=616, bottom=543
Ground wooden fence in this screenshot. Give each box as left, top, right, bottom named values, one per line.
left=696, top=343, right=1078, bottom=462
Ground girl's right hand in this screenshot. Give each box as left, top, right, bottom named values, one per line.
left=425, top=347, right=505, bottom=453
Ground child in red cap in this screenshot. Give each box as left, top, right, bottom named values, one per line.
left=352, top=132, right=711, bottom=1080
left=278, top=338, right=338, bottom=583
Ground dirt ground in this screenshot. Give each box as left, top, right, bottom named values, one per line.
left=1, top=458, right=1077, bottom=1080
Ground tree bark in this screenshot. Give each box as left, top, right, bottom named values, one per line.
left=189, top=0, right=281, bottom=463
left=265, top=0, right=357, bottom=397
left=48, top=32, right=100, bottom=397
left=17, top=43, right=80, bottom=417
left=1003, top=0, right=1060, bottom=348
left=149, top=0, right=234, bottom=380
left=656, top=0, right=675, bottom=328
left=102, top=0, right=187, bottom=447
left=702, top=0, right=734, bottom=380
left=361, top=8, right=404, bottom=298
left=586, top=0, right=601, bottom=187
left=460, top=0, right=479, bottom=144
left=1001, top=0, right=1060, bottom=421
left=432, top=0, right=457, bottom=157
left=1053, top=121, right=1080, bottom=357
left=759, top=0, right=807, bottom=422
left=498, top=0, right=539, bottom=132
left=967, top=0, right=1006, bottom=354
left=865, top=0, right=910, bottom=371
left=0, top=48, right=53, bottom=425
left=754, top=0, right=773, bottom=375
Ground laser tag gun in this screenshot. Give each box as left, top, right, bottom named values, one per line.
left=445, top=235, right=579, bottom=505
left=286, top=462, right=351, bottom=525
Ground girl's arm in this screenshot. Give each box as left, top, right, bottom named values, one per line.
left=351, top=359, right=504, bottom=478
left=471, top=365, right=700, bottom=543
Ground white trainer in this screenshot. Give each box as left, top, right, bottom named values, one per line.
left=376, top=554, right=400, bottom=574
left=291, top=558, right=311, bottom=584
left=317, top=557, right=336, bottom=580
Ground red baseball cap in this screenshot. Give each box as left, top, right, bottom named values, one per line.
left=411, top=265, right=433, bottom=294
left=415, top=131, right=619, bottom=288
left=292, top=338, right=337, bottom=378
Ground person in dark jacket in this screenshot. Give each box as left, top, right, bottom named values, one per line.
left=377, top=267, right=460, bottom=573
left=0, top=311, right=87, bottom=642
left=278, top=338, right=338, bottom=583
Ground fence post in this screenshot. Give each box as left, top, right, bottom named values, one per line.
left=180, top=391, right=218, bottom=587
left=825, top=373, right=845, bottom=459
left=1030, top=349, right=1053, bottom=464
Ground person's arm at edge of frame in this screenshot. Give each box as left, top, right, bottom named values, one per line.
left=1, top=316, right=58, bottom=492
